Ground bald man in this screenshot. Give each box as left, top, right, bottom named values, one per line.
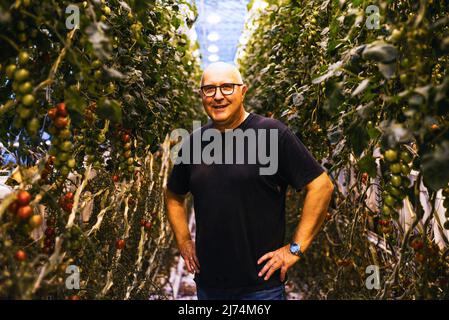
left=165, top=62, right=334, bottom=300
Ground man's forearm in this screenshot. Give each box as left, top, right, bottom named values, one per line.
left=165, top=189, right=191, bottom=247
left=292, top=180, right=333, bottom=253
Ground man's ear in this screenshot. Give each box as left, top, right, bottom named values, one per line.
left=197, top=89, right=203, bottom=97
left=242, top=84, right=248, bottom=96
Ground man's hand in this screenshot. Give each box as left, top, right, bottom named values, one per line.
left=257, top=245, right=299, bottom=282
left=180, top=239, right=200, bottom=274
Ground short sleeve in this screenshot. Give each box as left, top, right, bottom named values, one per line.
left=167, top=162, right=190, bottom=195
left=167, top=139, right=191, bottom=195
left=278, top=128, right=324, bottom=190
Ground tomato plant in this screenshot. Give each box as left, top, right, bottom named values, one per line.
left=0, top=0, right=202, bottom=299
left=240, top=0, right=449, bottom=299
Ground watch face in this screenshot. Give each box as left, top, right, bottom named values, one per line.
left=290, top=243, right=299, bottom=253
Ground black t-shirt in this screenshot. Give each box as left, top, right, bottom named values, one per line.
left=167, top=113, right=324, bottom=294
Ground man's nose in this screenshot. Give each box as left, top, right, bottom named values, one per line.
left=214, top=88, right=224, bottom=100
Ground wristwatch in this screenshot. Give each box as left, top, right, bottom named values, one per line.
left=289, top=242, right=305, bottom=259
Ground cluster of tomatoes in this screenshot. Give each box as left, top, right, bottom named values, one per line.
left=43, top=218, right=56, bottom=255
left=39, top=155, right=56, bottom=185
left=8, top=190, right=43, bottom=230
left=64, top=227, right=82, bottom=251
left=381, top=147, right=413, bottom=220
left=58, top=192, right=74, bottom=213
left=5, top=49, right=41, bottom=136
left=7, top=190, right=43, bottom=261
left=117, top=128, right=136, bottom=177
left=377, top=218, right=393, bottom=234
left=47, top=103, right=75, bottom=179
left=139, top=218, right=153, bottom=232
left=409, top=237, right=425, bottom=264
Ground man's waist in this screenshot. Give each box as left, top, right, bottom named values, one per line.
left=194, top=270, right=283, bottom=295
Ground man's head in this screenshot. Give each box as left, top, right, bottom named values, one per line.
left=200, top=62, right=248, bottom=127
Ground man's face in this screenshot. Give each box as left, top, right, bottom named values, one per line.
left=200, top=68, right=247, bottom=125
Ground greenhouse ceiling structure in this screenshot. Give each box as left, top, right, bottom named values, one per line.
left=194, top=0, right=250, bottom=68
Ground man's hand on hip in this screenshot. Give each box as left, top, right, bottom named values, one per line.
left=257, top=244, right=299, bottom=282
left=180, top=240, right=200, bottom=274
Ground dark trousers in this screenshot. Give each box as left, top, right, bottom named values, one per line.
left=197, top=284, right=286, bottom=300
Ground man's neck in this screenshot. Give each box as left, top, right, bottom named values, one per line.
left=213, top=109, right=249, bottom=132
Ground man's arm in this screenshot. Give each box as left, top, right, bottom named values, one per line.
left=257, top=171, right=334, bottom=281
left=165, top=188, right=200, bottom=274
left=291, top=171, right=334, bottom=253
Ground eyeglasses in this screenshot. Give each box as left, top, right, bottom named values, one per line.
left=200, top=83, right=243, bottom=97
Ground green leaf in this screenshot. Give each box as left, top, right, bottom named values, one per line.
left=362, top=42, right=398, bottom=63
left=96, top=98, right=122, bottom=123
left=422, top=140, right=449, bottom=191
left=358, top=154, right=377, bottom=178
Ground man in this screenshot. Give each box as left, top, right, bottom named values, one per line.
left=165, top=62, right=334, bottom=300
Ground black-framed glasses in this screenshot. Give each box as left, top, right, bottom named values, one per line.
left=200, top=83, right=243, bottom=97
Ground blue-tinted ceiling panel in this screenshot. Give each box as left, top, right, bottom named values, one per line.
left=194, top=0, right=250, bottom=68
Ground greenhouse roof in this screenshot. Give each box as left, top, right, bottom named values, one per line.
left=194, top=0, right=250, bottom=68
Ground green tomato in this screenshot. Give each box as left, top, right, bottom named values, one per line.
left=400, top=150, right=412, bottom=163
left=387, top=185, right=404, bottom=199
left=6, top=64, right=17, bottom=79
left=59, top=141, right=73, bottom=152
left=67, top=158, right=76, bottom=169
left=18, top=106, right=33, bottom=119
left=14, top=68, right=30, bottom=82
left=59, top=129, right=71, bottom=139
left=389, top=163, right=402, bottom=174
left=19, top=81, right=33, bottom=94
left=106, top=82, right=116, bottom=94
left=26, top=118, right=40, bottom=135
left=391, top=175, right=402, bottom=187
left=94, top=70, right=102, bottom=79
left=60, top=166, right=70, bottom=177
left=92, top=60, right=102, bottom=69
left=384, top=149, right=398, bottom=162
left=59, top=152, right=70, bottom=162
left=22, top=94, right=35, bottom=106
left=102, top=5, right=111, bottom=15
left=382, top=204, right=392, bottom=216
left=384, top=195, right=396, bottom=207
left=18, top=51, right=30, bottom=65
left=401, top=164, right=411, bottom=175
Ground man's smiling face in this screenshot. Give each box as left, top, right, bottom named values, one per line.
left=200, top=62, right=247, bottom=127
